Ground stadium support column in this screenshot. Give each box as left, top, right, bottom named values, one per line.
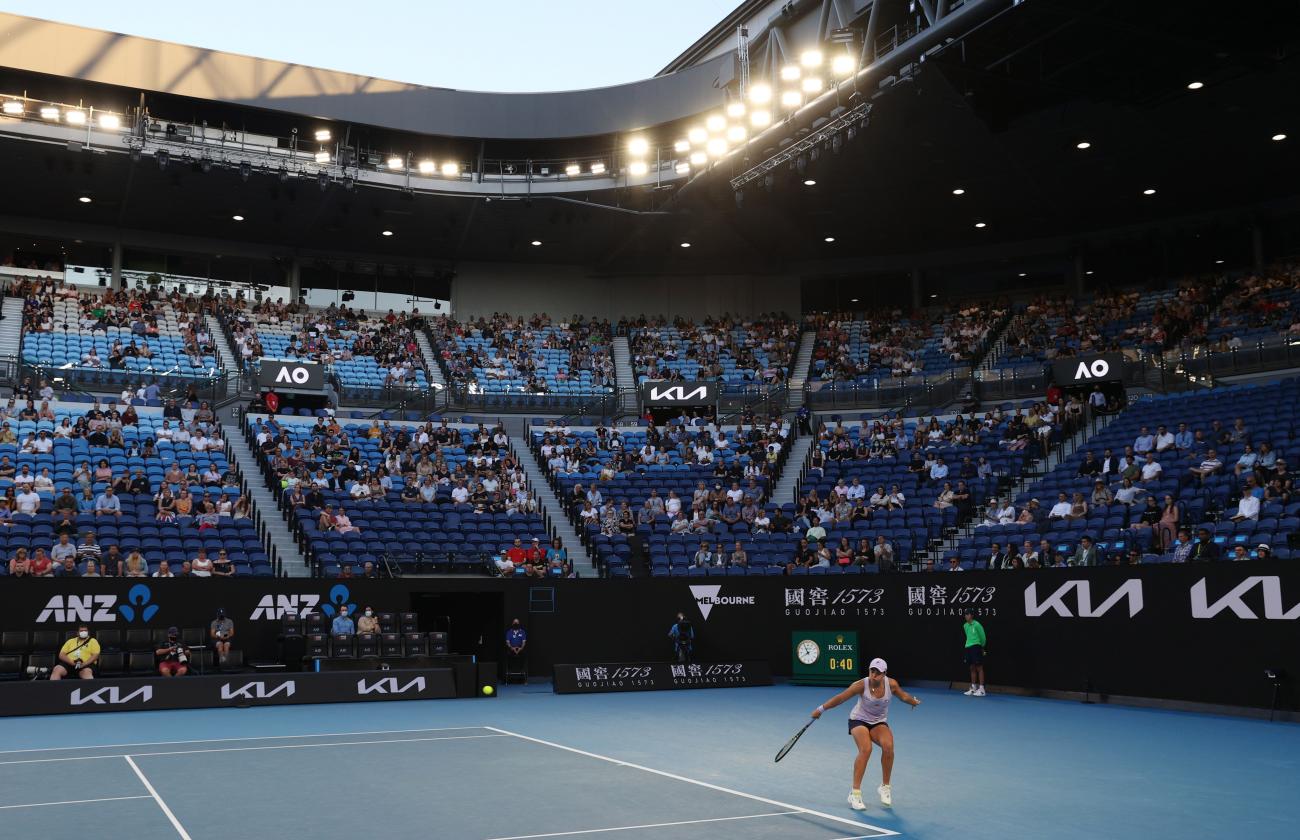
left=289, top=259, right=302, bottom=304
left=111, top=242, right=122, bottom=289
left=910, top=267, right=922, bottom=310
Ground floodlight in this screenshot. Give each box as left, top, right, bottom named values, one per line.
left=442, top=162, right=460, bottom=176
left=674, top=139, right=690, bottom=153
left=629, top=161, right=648, bottom=176
left=706, top=137, right=728, bottom=157
left=800, top=50, right=823, bottom=68
left=781, top=90, right=803, bottom=108
left=780, top=65, right=801, bottom=81
left=802, top=77, right=824, bottom=94
left=314, top=129, right=331, bottom=142
left=750, top=109, right=771, bottom=128
left=590, top=162, right=606, bottom=174
left=726, top=125, right=746, bottom=143
left=749, top=84, right=772, bottom=104
left=387, top=156, right=404, bottom=169
left=706, top=113, right=726, bottom=133
left=2, top=101, right=22, bottom=115
left=65, top=109, right=86, bottom=125
left=675, top=162, right=690, bottom=175
left=315, top=151, right=331, bottom=164
left=39, top=106, right=59, bottom=121
left=726, top=102, right=746, bottom=118
left=98, top=113, right=120, bottom=129
left=566, top=163, right=581, bottom=175
left=689, top=151, right=707, bottom=166
left=628, top=137, right=649, bottom=156
left=688, top=127, right=708, bottom=145
left=832, top=54, right=856, bottom=76
left=418, top=160, right=436, bottom=174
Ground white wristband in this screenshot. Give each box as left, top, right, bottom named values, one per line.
left=816, top=704, right=825, bottom=714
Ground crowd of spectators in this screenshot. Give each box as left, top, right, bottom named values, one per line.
left=1183, top=263, right=1300, bottom=352
left=429, top=313, right=614, bottom=394
left=624, top=314, right=796, bottom=386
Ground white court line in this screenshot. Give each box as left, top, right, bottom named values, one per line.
left=0, top=734, right=508, bottom=766
left=124, top=756, right=192, bottom=840
left=0, top=725, right=491, bottom=757
left=483, top=727, right=898, bottom=838
left=484, top=810, right=801, bottom=839
left=0, top=795, right=151, bottom=811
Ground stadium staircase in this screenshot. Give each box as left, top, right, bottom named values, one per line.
left=787, top=330, right=816, bottom=408
left=510, top=434, right=597, bottom=576
left=413, top=328, right=447, bottom=390
left=612, top=335, right=637, bottom=413
left=220, top=406, right=312, bottom=577
left=205, top=313, right=240, bottom=376
left=771, top=434, right=815, bottom=507
left=0, top=296, right=24, bottom=355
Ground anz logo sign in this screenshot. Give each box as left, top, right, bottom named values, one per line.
left=1024, top=579, right=1144, bottom=618
left=36, top=584, right=158, bottom=624
left=641, top=381, right=717, bottom=406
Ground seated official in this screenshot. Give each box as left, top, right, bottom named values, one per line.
left=50, top=625, right=99, bottom=680
left=210, top=607, right=235, bottom=666
left=156, top=626, right=190, bottom=677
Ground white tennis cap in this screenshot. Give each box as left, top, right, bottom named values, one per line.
left=869, top=657, right=888, bottom=673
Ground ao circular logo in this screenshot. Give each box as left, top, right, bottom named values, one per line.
left=1072, top=358, right=1110, bottom=380
left=275, top=365, right=313, bottom=384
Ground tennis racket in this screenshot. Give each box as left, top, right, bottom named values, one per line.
left=774, top=718, right=815, bottom=762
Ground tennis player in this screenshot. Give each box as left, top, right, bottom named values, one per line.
left=811, top=657, right=920, bottom=810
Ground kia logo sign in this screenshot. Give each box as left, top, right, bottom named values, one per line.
left=70, top=686, right=153, bottom=706
left=1051, top=353, right=1125, bottom=386
left=641, top=381, right=717, bottom=405
left=258, top=359, right=325, bottom=392
left=356, top=676, right=427, bottom=695
left=220, top=681, right=297, bottom=700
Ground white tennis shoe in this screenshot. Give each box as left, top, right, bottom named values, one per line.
left=974, top=686, right=986, bottom=697
left=848, top=790, right=866, bottom=811
left=878, top=784, right=892, bottom=807
left=964, top=685, right=977, bottom=695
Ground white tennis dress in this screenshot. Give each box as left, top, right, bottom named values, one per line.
left=850, top=676, right=891, bottom=724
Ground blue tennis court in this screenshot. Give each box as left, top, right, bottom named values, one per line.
left=0, top=683, right=1295, bottom=839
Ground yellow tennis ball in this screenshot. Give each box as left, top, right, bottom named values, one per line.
left=482, top=685, right=495, bottom=696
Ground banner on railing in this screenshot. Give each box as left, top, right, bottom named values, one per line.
left=640, top=381, right=718, bottom=406
left=1052, top=353, right=1126, bottom=386
left=258, top=359, right=325, bottom=392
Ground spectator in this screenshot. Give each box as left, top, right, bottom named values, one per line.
left=152, top=560, right=175, bottom=578
left=49, top=625, right=100, bottom=680
left=332, top=606, right=356, bottom=636
left=357, top=607, right=381, bottom=635
left=1071, top=536, right=1101, bottom=567
left=1189, top=528, right=1220, bottom=562
left=210, top=607, right=235, bottom=666
left=1230, top=487, right=1261, bottom=522
left=191, top=548, right=215, bottom=577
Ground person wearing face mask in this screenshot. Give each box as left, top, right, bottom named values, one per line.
left=50, top=625, right=100, bottom=680
left=209, top=607, right=235, bottom=666
left=156, top=626, right=190, bottom=677
left=332, top=606, right=356, bottom=636
left=356, top=607, right=381, bottom=635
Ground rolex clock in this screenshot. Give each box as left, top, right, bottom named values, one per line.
left=791, top=631, right=859, bottom=685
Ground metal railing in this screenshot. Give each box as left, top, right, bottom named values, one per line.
left=803, top=369, right=967, bottom=412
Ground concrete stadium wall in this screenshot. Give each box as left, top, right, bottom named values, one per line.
left=449, top=263, right=800, bottom=321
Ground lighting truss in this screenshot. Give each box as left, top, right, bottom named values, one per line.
left=728, top=101, right=871, bottom=191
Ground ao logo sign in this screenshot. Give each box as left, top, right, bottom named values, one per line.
left=70, top=686, right=153, bottom=706
left=649, top=385, right=709, bottom=402
left=1190, top=576, right=1300, bottom=619
left=357, top=676, right=426, bottom=695
left=1073, top=359, right=1111, bottom=380
left=221, top=681, right=297, bottom=700
left=276, top=365, right=313, bottom=385
left=689, top=584, right=756, bottom=620
left=1024, top=579, right=1144, bottom=618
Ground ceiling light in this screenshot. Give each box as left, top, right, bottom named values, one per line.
left=387, top=156, right=404, bottom=169
left=40, top=106, right=59, bottom=121
left=952, top=188, right=965, bottom=195
left=531, top=240, right=542, bottom=246
left=974, top=222, right=987, bottom=228
left=232, top=214, right=244, bottom=221
left=565, top=163, right=581, bottom=176
left=781, top=90, right=803, bottom=108
left=1142, top=188, right=1156, bottom=195
left=850, top=298, right=859, bottom=303
left=824, top=236, right=835, bottom=243
left=1215, top=259, right=1225, bottom=265
left=750, top=109, right=771, bottom=128
left=382, top=230, right=393, bottom=237
left=590, top=162, right=606, bottom=175
left=673, top=139, right=690, bottom=153
left=689, top=151, right=707, bottom=166
left=629, top=160, right=649, bottom=176
left=679, top=242, right=691, bottom=248
left=803, top=179, right=816, bottom=186
left=675, top=162, right=691, bottom=175
left=628, top=137, right=649, bottom=156
left=1076, top=141, right=1091, bottom=149
left=98, top=113, right=120, bottom=129
left=1085, top=270, right=1094, bottom=275
left=418, top=160, right=436, bottom=174
left=706, top=137, right=728, bottom=157
left=1018, top=272, right=1027, bottom=277
left=1186, top=81, right=1204, bottom=90
left=831, top=54, right=856, bottom=76
left=726, top=102, right=746, bottom=118
left=442, top=162, right=460, bottom=176
left=726, top=125, right=747, bottom=143
left=800, top=50, right=823, bottom=68
left=78, top=195, right=92, bottom=204
left=749, top=84, right=772, bottom=104
left=2, top=101, right=23, bottom=115
left=315, top=151, right=331, bottom=164
left=64, top=109, right=86, bottom=125
left=930, top=293, right=939, bottom=299
left=706, top=113, right=726, bottom=133
left=801, top=77, right=824, bottom=94
left=1272, top=133, right=1288, bottom=142
left=314, top=129, right=331, bottom=142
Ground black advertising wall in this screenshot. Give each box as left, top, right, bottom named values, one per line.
left=5, top=563, right=1298, bottom=710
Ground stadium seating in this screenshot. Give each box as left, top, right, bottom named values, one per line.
left=626, top=316, right=797, bottom=389
left=809, top=302, right=1001, bottom=383
left=429, top=314, right=614, bottom=396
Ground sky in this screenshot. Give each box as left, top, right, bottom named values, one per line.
left=0, top=0, right=741, bottom=92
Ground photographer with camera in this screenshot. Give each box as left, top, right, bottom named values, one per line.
left=668, top=611, right=695, bottom=664
left=49, top=624, right=99, bottom=680
left=156, top=626, right=190, bottom=677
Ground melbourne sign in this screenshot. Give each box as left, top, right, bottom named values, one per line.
left=258, top=358, right=325, bottom=392
left=641, top=380, right=718, bottom=406
left=1051, top=353, right=1126, bottom=386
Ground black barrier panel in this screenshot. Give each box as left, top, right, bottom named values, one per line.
left=258, top=359, right=326, bottom=392
left=2, top=564, right=1298, bottom=710
left=1050, top=352, right=1126, bottom=386
left=553, top=660, right=773, bottom=694
left=639, top=380, right=718, bottom=406
left=0, top=668, right=457, bottom=717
